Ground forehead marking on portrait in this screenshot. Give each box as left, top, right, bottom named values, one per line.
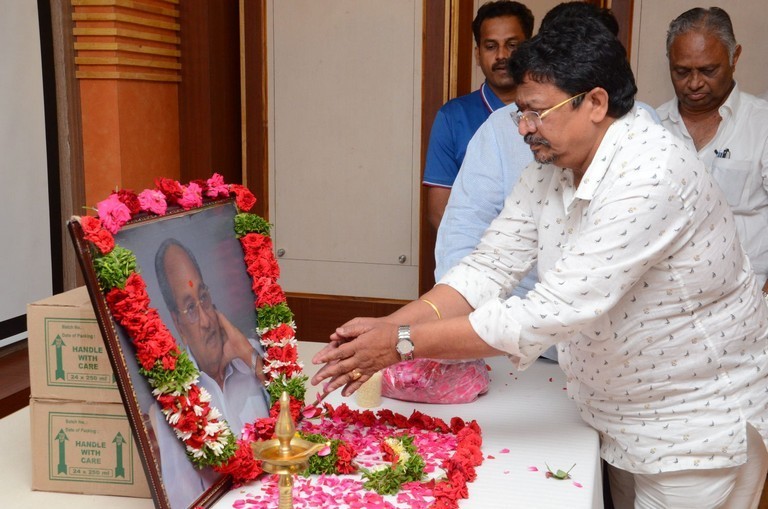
left=188, top=280, right=194, bottom=288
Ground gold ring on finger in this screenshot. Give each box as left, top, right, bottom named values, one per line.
left=350, top=369, right=362, bottom=381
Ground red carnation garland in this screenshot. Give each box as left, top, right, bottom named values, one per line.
left=81, top=175, right=484, bottom=502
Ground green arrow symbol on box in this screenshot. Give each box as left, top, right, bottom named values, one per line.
left=55, top=429, right=68, bottom=474
left=51, top=335, right=66, bottom=380
left=113, top=432, right=126, bottom=478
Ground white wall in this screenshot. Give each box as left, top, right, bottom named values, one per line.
left=0, top=0, right=52, bottom=347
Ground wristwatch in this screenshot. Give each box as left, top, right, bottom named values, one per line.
left=396, top=325, right=414, bottom=361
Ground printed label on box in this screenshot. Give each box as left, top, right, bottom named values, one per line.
left=43, top=317, right=118, bottom=391
left=46, top=410, right=139, bottom=486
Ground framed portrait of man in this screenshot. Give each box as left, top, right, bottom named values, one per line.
left=69, top=200, right=271, bottom=509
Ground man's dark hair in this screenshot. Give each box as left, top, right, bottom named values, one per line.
left=540, top=1, right=619, bottom=37
left=508, top=16, right=636, bottom=118
left=155, top=237, right=203, bottom=313
left=472, top=1, right=534, bottom=44
left=666, top=7, right=738, bottom=64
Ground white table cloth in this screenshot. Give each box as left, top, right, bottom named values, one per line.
left=2, top=342, right=602, bottom=508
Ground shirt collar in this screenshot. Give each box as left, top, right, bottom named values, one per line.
left=664, top=81, right=740, bottom=124
left=481, top=81, right=506, bottom=113
left=570, top=106, right=640, bottom=206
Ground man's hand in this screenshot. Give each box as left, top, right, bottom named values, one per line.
left=218, top=311, right=266, bottom=383
left=311, top=318, right=401, bottom=397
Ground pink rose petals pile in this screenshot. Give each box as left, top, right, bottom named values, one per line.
left=232, top=417, right=459, bottom=508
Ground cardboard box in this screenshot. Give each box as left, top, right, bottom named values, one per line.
left=30, top=398, right=151, bottom=498
left=27, top=287, right=151, bottom=498
left=27, top=286, right=122, bottom=402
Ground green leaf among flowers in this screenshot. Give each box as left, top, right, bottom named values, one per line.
left=299, top=432, right=344, bottom=475
left=93, top=245, right=137, bottom=291
left=140, top=350, right=198, bottom=394
left=234, top=213, right=272, bottom=238
left=266, top=373, right=308, bottom=404
left=257, top=302, right=294, bottom=331
left=189, top=430, right=239, bottom=469
left=361, top=434, right=425, bottom=495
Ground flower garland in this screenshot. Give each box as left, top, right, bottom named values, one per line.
left=79, top=174, right=484, bottom=507
left=280, top=404, right=483, bottom=509
left=78, top=174, right=303, bottom=482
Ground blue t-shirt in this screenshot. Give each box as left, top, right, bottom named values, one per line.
left=423, top=83, right=505, bottom=188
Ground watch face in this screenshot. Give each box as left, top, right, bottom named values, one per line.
left=397, top=339, right=414, bottom=354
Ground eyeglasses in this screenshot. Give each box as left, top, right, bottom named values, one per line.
left=512, top=91, right=588, bottom=130
left=177, top=286, right=214, bottom=324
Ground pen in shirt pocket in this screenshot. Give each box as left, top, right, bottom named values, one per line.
left=714, top=148, right=731, bottom=159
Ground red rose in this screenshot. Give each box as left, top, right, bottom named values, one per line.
left=230, top=184, right=257, bottom=211
left=450, top=417, right=466, bottom=434
left=247, top=256, right=280, bottom=281
left=115, top=189, right=141, bottom=215
left=376, top=409, right=395, bottom=425
left=255, top=280, right=286, bottom=307
left=381, top=441, right=399, bottom=464
left=266, top=344, right=298, bottom=364
left=105, top=273, right=150, bottom=323
left=241, top=233, right=273, bottom=261
left=391, top=412, right=409, bottom=429
left=432, top=417, right=450, bottom=433
left=335, top=442, right=357, bottom=474
left=246, top=417, right=276, bottom=442
left=357, top=409, right=377, bottom=427
left=268, top=396, right=302, bottom=423
left=214, top=441, right=264, bottom=483
left=80, top=215, right=102, bottom=236
left=331, top=404, right=354, bottom=423
left=155, top=177, right=184, bottom=204
left=261, top=323, right=295, bottom=343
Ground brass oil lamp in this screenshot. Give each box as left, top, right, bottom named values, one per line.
left=251, top=391, right=327, bottom=509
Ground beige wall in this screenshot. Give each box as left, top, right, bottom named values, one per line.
left=632, top=1, right=768, bottom=107
left=267, top=0, right=422, bottom=300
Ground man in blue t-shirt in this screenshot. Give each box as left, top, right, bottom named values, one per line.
left=423, top=1, right=533, bottom=230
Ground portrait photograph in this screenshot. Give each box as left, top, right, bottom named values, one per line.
left=72, top=201, right=271, bottom=509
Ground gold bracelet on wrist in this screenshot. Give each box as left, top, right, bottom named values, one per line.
left=420, top=298, right=442, bottom=319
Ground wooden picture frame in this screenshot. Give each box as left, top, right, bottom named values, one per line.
left=68, top=199, right=271, bottom=509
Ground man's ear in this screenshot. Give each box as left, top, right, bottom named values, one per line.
left=586, top=87, right=610, bottom=123
left=732, top=44, right=742, bottom=69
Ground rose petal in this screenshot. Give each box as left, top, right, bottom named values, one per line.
left=528, top=466, right=539, bottom=471
left=573, top=481, right=583, bottom=488
left=500, top=448, right=510, bottom=453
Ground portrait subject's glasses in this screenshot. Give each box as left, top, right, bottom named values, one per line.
left=178, top=286, right=214, bottom=324
left=512, top=91, right=588, bottom=130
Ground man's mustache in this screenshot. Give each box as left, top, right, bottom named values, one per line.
left=492, top=60, right=509, bottom=71
left=524, top=133, right=550, bottom=147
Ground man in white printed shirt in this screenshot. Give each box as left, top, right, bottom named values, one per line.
left=312, top=16, right=768, bottom=509
left=657, top=7, right=768, bottom=292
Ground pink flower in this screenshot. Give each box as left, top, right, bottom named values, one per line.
left=178, top=182, right=203, bottom=210
left=137, top=189, right=167, bottom=215
left=96, top=194, right=132, bottom=233
left=206, top=173, right=230, bottom=198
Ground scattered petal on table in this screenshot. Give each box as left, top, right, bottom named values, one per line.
left=499, top=448, right=510, bottom=454
left=528, top=466, right=539, bottom=472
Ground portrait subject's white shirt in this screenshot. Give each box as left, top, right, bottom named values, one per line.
left=658, top=83, right=768, bottom=284
left=441, top=107, right=768, bottom=474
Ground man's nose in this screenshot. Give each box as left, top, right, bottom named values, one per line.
left=688, top=70, right=704, bottom=89
left=497, top=46, right=511, bottom=61
left=197, top=302, right=214, bottom=328
left=518, top=119, right=535, bottom=136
